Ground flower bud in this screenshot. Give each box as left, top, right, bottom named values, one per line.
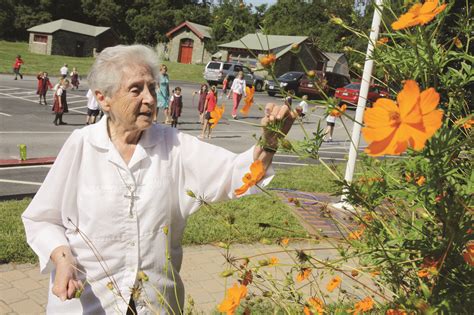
left=220, top=270, right=234, bottom=277
left=138, top=270, right=149, bottom=282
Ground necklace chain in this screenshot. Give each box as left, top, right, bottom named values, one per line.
left=115, top=164, right=141, bottom=217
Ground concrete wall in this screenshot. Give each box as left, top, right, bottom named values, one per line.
left=29, top=33, right=53, bottom=55
left=51, top=31, right=97, bottom=57
left=168, top=28, right=210, bottom=64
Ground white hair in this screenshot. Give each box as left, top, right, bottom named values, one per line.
left=88, top=45, right=160, bottom=97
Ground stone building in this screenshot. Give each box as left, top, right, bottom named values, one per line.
left=27, top=19, right=118, bottom=57
left=218, top=34, right=328, bottom=77
left=165, top=21, right=212, bottom=64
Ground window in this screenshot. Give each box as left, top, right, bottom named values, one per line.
left=207, top=62, right=221, bottom=70
left=242, top=67, right=251, bottom=74
left=233, top=65, right=243, bottom=72
left=33, top=34, right=47, bottom=43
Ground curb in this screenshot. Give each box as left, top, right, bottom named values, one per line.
left=0, top=157, right=55, bottom=168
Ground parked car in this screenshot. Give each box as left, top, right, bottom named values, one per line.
left=203, top=61, right=265, bottom=91
left=334, top=82, right=389, bottom=107
left=266, top=71, right=305, bottom=97
left=298, top=71, right=350, bottom=98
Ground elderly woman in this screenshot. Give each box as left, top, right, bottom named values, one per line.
left=22, top=45, right=297, bottom=314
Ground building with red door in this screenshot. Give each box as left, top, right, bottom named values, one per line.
left=27, top=19, right=118, bottom=57
left=166, top=21, right=212, bottom=64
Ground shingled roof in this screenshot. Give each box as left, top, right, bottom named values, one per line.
left=166, top=21, right=211, bottom=40
left=219, top=34, right=308, bottom=51
left=27, top=19, right=110, bottom=37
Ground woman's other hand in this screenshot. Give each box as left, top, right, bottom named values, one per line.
left=51, top=246, right=82, bottom=301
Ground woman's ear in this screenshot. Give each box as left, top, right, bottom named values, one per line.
left=95, top=90, right=110, bottom=112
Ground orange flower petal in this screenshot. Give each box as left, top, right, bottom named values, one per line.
left=250, top=159, right=265, bottom=182
left=419, top=87, right=440, bottom=114
left=362, top=126, right=396, bottom=142
left=397, top=80, right=421, bottom=122
left=235, top=184, right=250, bottom=196
left=422, top=109, right=443, bottom=137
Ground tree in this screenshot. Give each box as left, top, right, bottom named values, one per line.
left=207, top=0, right=256, bottom=53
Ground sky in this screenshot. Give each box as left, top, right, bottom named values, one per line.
left=251, top=0, right=277, bottom=6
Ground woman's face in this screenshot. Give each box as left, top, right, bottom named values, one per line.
left=161, top=66, right=167, bottom=74
left=100, top=64, right=157, bottom=131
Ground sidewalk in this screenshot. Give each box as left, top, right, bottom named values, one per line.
left=1, top=242, right=345, bottom=314
left=0, top=192, right=358, bottom=314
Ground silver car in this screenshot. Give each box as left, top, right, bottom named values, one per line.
left=203, top=61, right=265, bottom=91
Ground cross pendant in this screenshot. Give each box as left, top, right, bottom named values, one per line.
left=124, top=190, right=139, bottom=216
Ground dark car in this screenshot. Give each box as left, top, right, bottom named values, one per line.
left=298, top=71, right=350, bottom=98
left=335, top=82, right=389, bottom=107
left=266, top=71, right=305, bottom=97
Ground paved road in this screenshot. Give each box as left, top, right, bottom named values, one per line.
left=0, top=74, right=366, bottom=198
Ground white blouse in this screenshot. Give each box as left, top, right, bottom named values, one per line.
left=230, top=78, right=247, bottom=96
left=22, top=117, right=273, bottom=314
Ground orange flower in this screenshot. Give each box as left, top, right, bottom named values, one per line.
left=386, top=309, right=407, bottom=315
left=280, top=238, right=290, bottom=247
left=392, top=1, right=447, bottom=30
left=209, top=104, right=225, bottom=129
left=304, top=306, right=312, bottom=315
left=416, top=175, right=426, bottom=186
left=362, top=80, right=443, bottom=156
left=348, top=297, right=374, bottom=315
left=417, top=266, right=437, bottom=278
left=326, top=276, right=342, bottom=292
left=455, top=117, right=474, bottom=129
left=330, top=104, right=347, bottom=117
left=308, top=297, right=325, bottom=314
left=259, top=54, right=276, bottom=68
left=240, top=86, right=255, bottom=115
left=234, top=160, right=265, bottom=196
left=377, top=37, right=389, bottom=46
left=370, top=270, right=380, bottom=277
left=218, top=283, right=248, bottom=315
left=296, top=268, right=312, bottom=282
left=462, top=240, right=474, bottom=266
left=269, top=257, right=279, bottom=266
left=348, top=226, right=366, bottom=240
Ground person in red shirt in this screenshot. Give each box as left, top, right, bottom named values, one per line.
left=199, top=85, right=218, bottom=139
left=13, top=55, right=24, bottom=80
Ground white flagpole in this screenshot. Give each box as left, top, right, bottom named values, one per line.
left=333, top=0, right=384, bottom=209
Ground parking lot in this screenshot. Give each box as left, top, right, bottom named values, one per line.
left=0, top=74, right=366, bottom=198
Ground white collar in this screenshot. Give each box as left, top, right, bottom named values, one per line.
left=85, top=117, right=166, bottom=169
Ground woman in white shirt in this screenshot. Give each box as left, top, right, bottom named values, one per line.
left=228, top=71, right=247, bottom=119
left=22, top=45, right=298, bottom=314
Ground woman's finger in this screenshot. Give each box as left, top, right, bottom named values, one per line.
left=276, top=104, right=290, bottom=120
left=67, top=279, right=77, bottom=299
left=264, top=103, right=275, bottom=118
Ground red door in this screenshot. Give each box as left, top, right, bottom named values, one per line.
left=179, top=39, right=194, bottom=64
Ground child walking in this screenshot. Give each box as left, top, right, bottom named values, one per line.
left=298, top=95, right=309, bottom=118
left=70, top=67, right=80, bottom=90
left=52, top=79, right=70, bottom=126
left=324, top=112, right=337, bottom=142
left=36, top=72, right=53, bottom=105
left=169, top=87, right=183, bottom=128
left=200, top=85, right=218, bottom=139
left=193, top=84, right=208, bottom=124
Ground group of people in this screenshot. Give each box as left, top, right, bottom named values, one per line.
left=60, top=64, right=80, bottom=89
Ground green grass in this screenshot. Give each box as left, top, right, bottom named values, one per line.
left=269, top=163, right=344, bottom=193
left=0, top=165, right=337, bottom=264
left=0, top=198, right=36, bottom=264
left=0, top=40, right=205, bottom=83
left=183, top=194, right=306, bottom=245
